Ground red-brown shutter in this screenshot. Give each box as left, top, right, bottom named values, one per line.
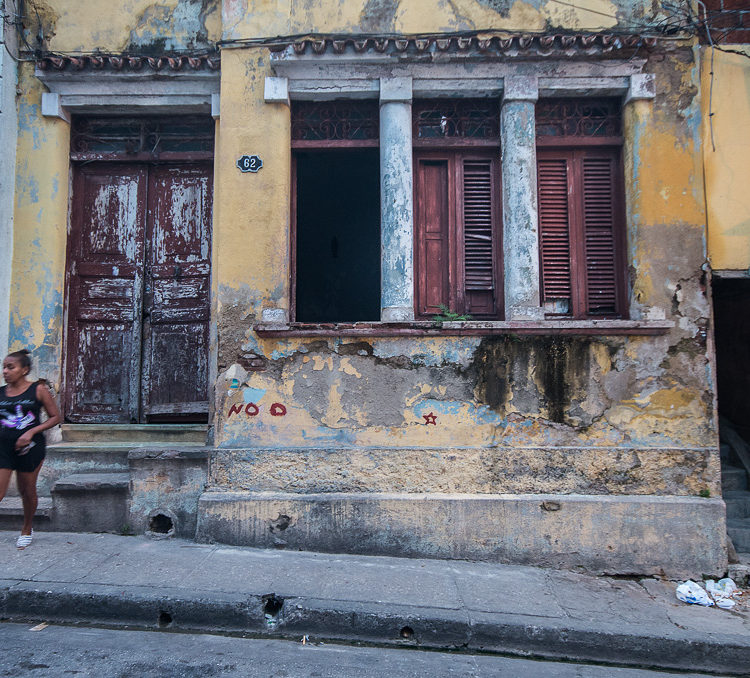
left=537, top=156, right=573, bottom=313
left=415, top=157, right=451, bottom=316
left=461, top=158, right=497, bottom=316
left=582, top=153, right=619, bottom=315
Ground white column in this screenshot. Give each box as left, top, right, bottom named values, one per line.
left=379, top=77, right=414, bottom=322
left=501, top=76, right=543, bottom=320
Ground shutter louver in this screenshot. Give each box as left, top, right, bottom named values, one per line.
left=582, top=155, right=618, bottom=315
left=538, top=157, right=572, bottom=312
left=462, top=159, right=496, bottom=315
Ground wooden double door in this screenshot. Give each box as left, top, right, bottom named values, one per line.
left=64, top=161, right=213, bottom=423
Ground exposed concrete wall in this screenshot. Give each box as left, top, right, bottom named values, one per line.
left=196, top=492, right=728, bottom=578
left=703, top=46, right=750, bottom=271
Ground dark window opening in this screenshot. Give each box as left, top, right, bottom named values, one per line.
left=295, top=149, right=381, bottom=322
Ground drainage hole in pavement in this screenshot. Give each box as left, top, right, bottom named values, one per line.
left=158, top=611, right=173, bottom=628
left=149, top=513, right=174, bottom=534
left=263, top=594, right=284, bottom=628
left=400, top=626, right=414, bottom=639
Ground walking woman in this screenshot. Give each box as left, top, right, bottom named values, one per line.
left=0, top=350, right=61, bottom=548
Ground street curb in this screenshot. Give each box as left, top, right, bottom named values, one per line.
left=1, top=580, right=749, bottom=675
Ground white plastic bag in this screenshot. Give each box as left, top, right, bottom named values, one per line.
left=705, top=578, right=739, bottom=608
left=676, top=580, right=714, bottom=606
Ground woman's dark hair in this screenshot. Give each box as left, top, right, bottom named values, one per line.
left=7, top=349, right=31, bottom=370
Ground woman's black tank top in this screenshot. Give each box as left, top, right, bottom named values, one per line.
left=0, top=382, right=43, bottom=441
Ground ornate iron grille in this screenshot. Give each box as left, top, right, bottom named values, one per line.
left=536, top=98, right=621, bottom=137
left=71, top=116, right=215, bottom=155
left=291, top=101, right=379, bottom=141
left=413, top=99, right=500, bottom=139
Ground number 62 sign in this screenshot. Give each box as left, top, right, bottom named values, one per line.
left=237, top=155, right=263, bottom=173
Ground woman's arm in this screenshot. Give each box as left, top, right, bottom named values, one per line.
left=14, top=383, right=61, bottom=449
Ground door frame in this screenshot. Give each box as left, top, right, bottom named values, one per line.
left=62, top=130, right=215, bottom=423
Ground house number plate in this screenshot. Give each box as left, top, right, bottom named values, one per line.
left=237, top=155, right=263, bottom=173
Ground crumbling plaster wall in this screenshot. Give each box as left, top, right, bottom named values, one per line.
left=24, top=0, right=220, bottom=53
left=212, top=41, right=717, bottom=497
left=8, top=65, right=68, bottom=385
left=222, top=0, right=657, bottom=39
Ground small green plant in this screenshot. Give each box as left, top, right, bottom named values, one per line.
left=119, top=524, right=135, bottom=536
left=432, top=304, right=472, bottom=327
left=698, top=488, right=711, bottom=498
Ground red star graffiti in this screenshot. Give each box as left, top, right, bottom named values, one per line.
left=423, top=412, right=438, bottom=425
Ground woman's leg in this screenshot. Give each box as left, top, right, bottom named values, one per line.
left=0, top=468, right=12, bottom=501
left=16, top=461, right=43, bottom=535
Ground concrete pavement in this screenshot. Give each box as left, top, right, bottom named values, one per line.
left=0, top=531, right=748, bottom=675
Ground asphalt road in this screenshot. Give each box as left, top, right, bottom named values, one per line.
left=0, top=623, right=730, bottom=678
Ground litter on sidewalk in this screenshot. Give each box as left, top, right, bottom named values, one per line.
left=676, top=578, right=744, bottom=609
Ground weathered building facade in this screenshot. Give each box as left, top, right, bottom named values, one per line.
left=6, top=0, right=729, bottom=576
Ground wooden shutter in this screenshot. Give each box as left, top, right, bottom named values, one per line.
left=461, top=157, right=499, bottom=317
left=582, top=153, right=619, bottom=315
left=538, top=155, right=573, bottom=313
left=415, top=157, right=452, bottom=316
left=537, top=148, right=623, bottom=318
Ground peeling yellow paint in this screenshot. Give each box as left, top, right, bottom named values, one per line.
left=339, top=357, right=362, bottom=378
left=541, top=0, right=618, bottom=30
left=703, top=46, right=750, bottom=271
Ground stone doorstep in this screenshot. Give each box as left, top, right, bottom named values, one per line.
left=52, top=472, right=130, bottom=493
left=195, top=491, right=728, bottom=579
left=60, top=424, right=208, bottom=444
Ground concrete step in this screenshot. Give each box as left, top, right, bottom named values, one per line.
left=727, top=518, right=750, bottom=553
left=722, top=465, right=748, bottom=492
left=40, top=441, right=206, bottom=497
left=39, top=443, right=132, bottom=497
left=0, top=497, right=53, bottom=530
left=51, top=472, right=130, bottom=534
left=724, top=491, right=750, bottom=519
left=61, top=424, right=208, bottom=444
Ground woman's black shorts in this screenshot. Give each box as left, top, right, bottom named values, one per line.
left=0, top=434, right=46, bottom=473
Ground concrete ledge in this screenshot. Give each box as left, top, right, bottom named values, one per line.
left=208, top=446, right=720, bottom=497
left=127, top=447, right=210, bottom=461
left=196, top=492, right=727, bottom=578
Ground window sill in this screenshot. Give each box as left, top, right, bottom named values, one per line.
left=253, top=319, right=674, bottom=337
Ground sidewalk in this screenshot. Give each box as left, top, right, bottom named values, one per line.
left=0, top=531, right=748, bottom=675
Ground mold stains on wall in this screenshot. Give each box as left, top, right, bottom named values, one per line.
left=360, top=0, right=400, bottom=32
left=127, top=0, right=219, bottom=53
left=472, top=336, right=591, bottom=425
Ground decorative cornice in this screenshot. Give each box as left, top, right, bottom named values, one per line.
left=36, top=53, right=220, bottom=72
left=266, top=33, right=657, bottom=59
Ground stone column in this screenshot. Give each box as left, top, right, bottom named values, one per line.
left=379, top=77, right=414, bottom=322
left=623, top=73, right=656, bottom=320
left=501, top=76, right=543, bottom=320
